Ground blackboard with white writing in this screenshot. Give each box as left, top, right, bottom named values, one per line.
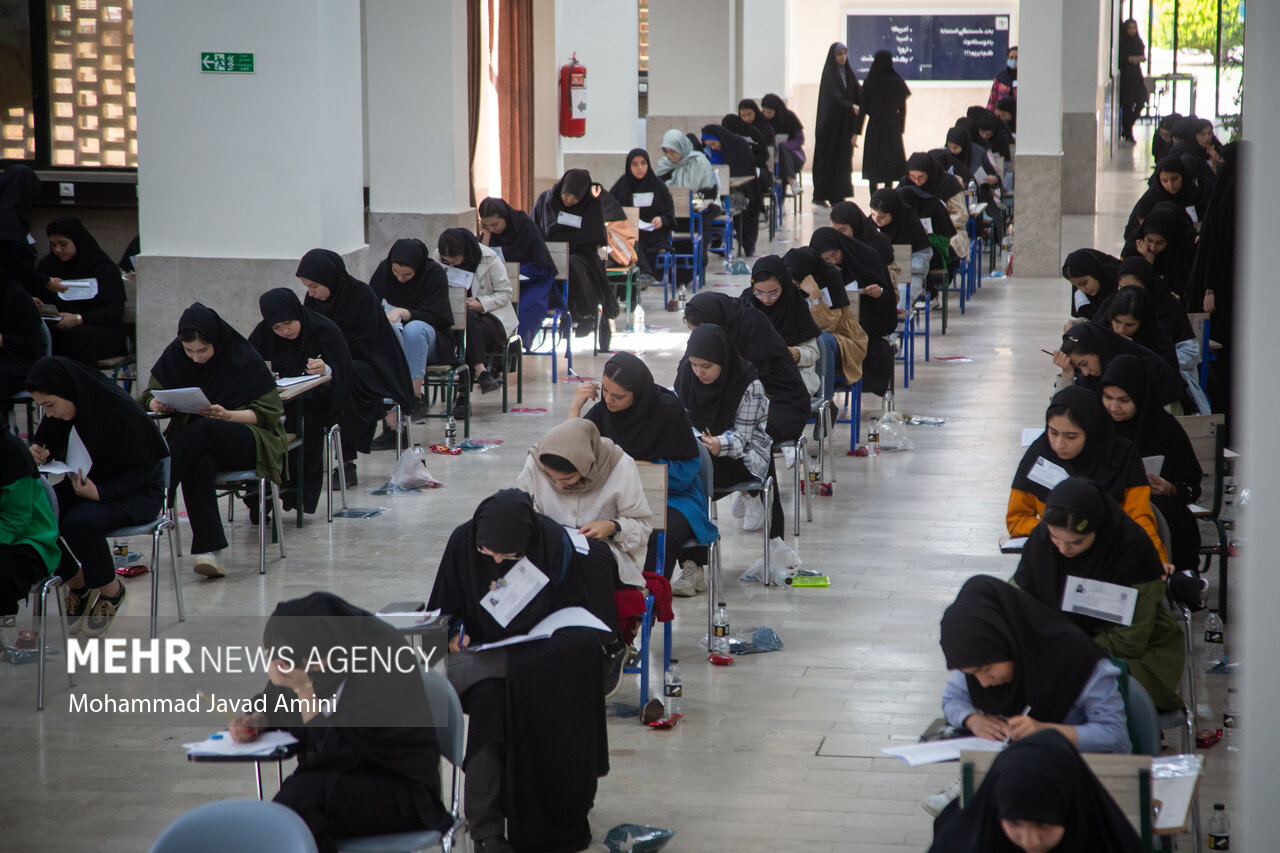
left=846, top=13, right=1012, bottom=81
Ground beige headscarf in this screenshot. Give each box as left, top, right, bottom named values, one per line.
left=530, top=419, right=624, bottom=494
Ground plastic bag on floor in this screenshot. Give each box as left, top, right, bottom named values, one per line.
left=739, top=537, right=803, bottom=586
left=371, top=445, right=444, bottom=494
left=728, top=626, right=784, bottom=655
left=876, top=412, right=914, bottom=451
left=603, top=824, right=675, bottom=853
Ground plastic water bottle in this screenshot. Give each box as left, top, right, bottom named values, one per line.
left=1224, top=688, right=1240, bottom=753
left=1208, top=803, right=1230, bottom=849
left=634, top=303, right=646, bottom=335
left=1204, top=611, right=1225, bottom=668
left=445, top=415, right=457, bottom=449
left=711, top=603, right=730, bottom=654
left=663, top=659, right=683, bottom=717
left=868, top=418, right=880, bottom=456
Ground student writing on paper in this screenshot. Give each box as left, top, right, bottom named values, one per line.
left=35, top=217, right=128, bottom=365
left=248, top=288, right=352, bottom=515
left=369, top=238, right=454, bottom=427
left=1100, top=356, right=1206, bottom=605
left=0, top=280, right=44, bottom=404
left=740, top=257, right=822, bottom=398
left=0, top=166, right=67, bottom=302
left=869, top=188, right=938, bottom=304
left=1012, top=478, right=1185, bottom=711
left=828, top=202, right=900, bottom=299
left=1061, top=248, right=1121, bottom=321
left=608, top=148, right=674, bottom=284
left=298, top=249, right=415, bottom=485
left=427, top=490, right=611, bottom=853
left=515, top=419, right=651, bottom=681
left=26, top=357, right=167, bottom=636
left=1007, top=386, right=1168, bottom=564
left=782, top=248, right=868, bottom=409
left=808, top=228, right=896, bottom=396
left=1053, top=322, right=1185, bottom=410
left=571, top=352, right=718, bottom=599
left=1122, top=203, right=1197, bottom=308
left=532, top=169, right=617, bottom=345
left=227, top=592, right=452, bottom=853
left=925, top=575, right=1131, bottom=824
left=926, top=729, right=1144, bottom=853
left=477, top=196, right=559, bottom=348
left=898, top=151, right=969, bottom=262
left=0, top=430, right=59, bottom=635
left=142, top=304, right=286, bottom=578
left=437, top=228, right=516, bottom=415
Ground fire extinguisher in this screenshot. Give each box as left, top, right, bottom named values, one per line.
left=559, top=53, right=587, bottom=138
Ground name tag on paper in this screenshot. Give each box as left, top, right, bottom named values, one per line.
left=445, top=265, right=474, bottom=290
left=556, top=211, right=583, bottom=228
left=921, top=218, right=934, bottom=234
left=480, top=557, right=549, bottom=628
left=563, top=525, right=591, bottom=555
left=1026, top=457, right=1070, bottom=491
left=1185, top=205, right=1199, bottom=223
left=632, top=192, right=654, bottom=207
left=1073, top=289, right=1090, bottom=311
left=27, top=233, right=36, bottom=245
left=1061, top=576, right=1138, bottom=626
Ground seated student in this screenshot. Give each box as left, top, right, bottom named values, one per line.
left=1167, top=118, right=1219, bottom=190
left=0, top=430, right=59, bottom=636
left=1, top=280, right=43, bottom=404
left=368, top=238, right=453, bottom=425
left=933, top=127, right=975, bottom=187
left=655, top=128, right=718, bottom=197
left=926, top=575, right=1132, bottom=818
left=868, top=188, right=935, bottom=305
left=782, top=247, right=868, bottom=406
left=682, top=291, right=809, bottom=446
left=298, top=248, right=415, bottom=482
left=569, top=352, right=717, bottom=598
left=35, top=218, right=128, bottom=365
left=760, top=93, right=806, bottom=176
left=437, top=228, right=517, bottom=416
left=1100, top=355, right=1206, bottom=603
left=741, top=256, right=822, bottom=398
left=675, top=324, right=785, bottom=540
left=1126, top=155, right=1210, bottom=237
left=142, top=303, right=287, bottom=578
left=26, top=356, right=167, bottom=635
left=993, top=95, right=1016, bottom=134
left=0, top=166, right=64, bottom=302
left=477, top=196, right=559, bottom=349
left=532, top=169, right=618, bottom=347
left=1123, top=202, right=1196, bottom=303
left=248, top=288, right=352, bottom=515
left=1099, top=285, right=1176, bottom=368
left=899, top=151, right=969, bottom=262
left=700, top=122, right=762, bottom=257
left=808, top=227, right=897, bottom=396
left=1054, top=321, right=1186, bottom=410
left=1008, top=386, right=1168, bottom=564
left=720, top=113, right=770, bottom=178
left=1061, top=248, right=1121, bottom=321
left=926, top=729, right=1144, bottom=853
left=515, top=419, right=649, bottom=668
left=829, top=201, right=899, bottom=297
left=608, top=149, right=674, bottom=284
left=227, top=592, right=453, bottom=853
left=428, top=490, right=611, bottom=853
left=1013, top=477, right=1185, bottom=711
left=1151, top=113, right=1180, bottom=161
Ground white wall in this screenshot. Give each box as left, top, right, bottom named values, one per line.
left=649, top=0, right=737, bottom=115
left=742, top=0, right=787, bottom=100
left=134, top=0, right=365, bottom=257
left=557, top=0, right=641, bottom=159
left=1018, top=0, right=1062, bottom=153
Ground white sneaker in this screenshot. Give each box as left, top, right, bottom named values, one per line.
left=193, top=554, right=226, bottom=578
left=742, top=496, right=765, bottom=531
left=922, top=777, right=963, bottom=817
left=782, top=447, right=796, bottom=469
left=731, top=492, right=746, bottom=519
left=670, top=564, right=697, bottom=597
left=684, top=560, right=708, bottom=593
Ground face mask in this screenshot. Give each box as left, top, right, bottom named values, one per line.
left=1007, top=58, right=1017, bottom=70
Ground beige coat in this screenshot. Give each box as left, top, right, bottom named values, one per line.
left=439, top=243, right=518, bottom=338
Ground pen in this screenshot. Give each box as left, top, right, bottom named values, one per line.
left=1004, top=705, right=1032, bottom=744
left=1040, top=349, right=1055, bottom=356
left=454, top=620, right=466, bottom=649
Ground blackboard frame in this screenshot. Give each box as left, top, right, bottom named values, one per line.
left=845, top=10, right=1014, bottom=83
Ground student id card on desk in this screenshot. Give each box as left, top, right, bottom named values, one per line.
left=481, top=557, right=549, bottom=627
left=1061, top=576, right=1137, bottom=626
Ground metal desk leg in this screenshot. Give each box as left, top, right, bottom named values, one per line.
left=254, top=763, right=264, bottom=800
left=294, top=400, right=305, bottom=529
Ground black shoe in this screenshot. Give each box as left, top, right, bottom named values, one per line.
left=369, top=425, right=406, bottom=452
left=452, top=397, right=468, bottom=420
left=333, top=461, right=357, bottom=487
left=602, top=638, right=628, bottom=698
left=473, top=838, right=516, bottom=853
left=477, top=372, right=501, bottom=395
left=246, top=499, right=271, bottom=526
left=410, top=398, right=431, bottom=422
left=1169, top=572, right=1209, bottom=612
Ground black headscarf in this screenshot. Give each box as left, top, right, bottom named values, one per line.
left=674, top=324, right=760, bottom=435
left=248, top=288, right=352, bottom=423
left=150, top=302, right=277, bottom=410
left=816, top=43, right=862, bottom=135
left=0, top=164, right=40, bottom=237
left=995, top=96, right=1017, bottom=133
left=927, top=729, right=1145, bottom=853
left=1100, top=354, right=1202, bottom=502
left=27, top=356, right=168, bottom=484
left=36, top=217, right=127, bottom=321
left=741, top=256, right=821, bottom=346
left=537, top=170, right=608, bottom=254
left=899, top=151, right=963, bottom=201
left=1014, top=477, right=1164, bottom=633
left=939, top=126, right=976, bottom=184
left=699, top=123, right=756, bottom=177
left=479, top=197, right=555, bottom=269
left=782, top=246, right=849, bottom=309
left=437, top=228, right=483, bottom=273
left=1013, top=385, right=1147, bottom=504
left=585, top=352, right=698, bottom=463
left=736, top=99, right=775, bottom=144
left=868, top=189, right=931, bottom=252
left=608, top=149, right=675, bottom=229
left=829, top=202, right=894, bottom=266
left=940, top=575, right=1106, bottom=722
left=1112, top=256, right=1193, bottom=343
left=1062, top=321, right=1184, bottom=406
left=369, top=238, right=453, bottom=334
left=1098, top=284, right=1175, bottom=365
left=1152, top=113, right=1181, bottom=160
left=1062, top=249, right=1121, bottom=320
left=760, top=93, right=803, bottom=136
left=1135, top=202, right=1197, bottom=297
left=808, top=227, right=897, bottom=338
left=298, top=248, right=415, bottom=408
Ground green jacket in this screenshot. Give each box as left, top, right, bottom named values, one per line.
left=1091, top=578, right=1186, bottom=713
left=0, top=475, right=61, bottom=573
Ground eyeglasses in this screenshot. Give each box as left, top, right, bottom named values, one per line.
left=476, top=546, right=522, bottom=561
left=752, top=288, right=782, bottom=301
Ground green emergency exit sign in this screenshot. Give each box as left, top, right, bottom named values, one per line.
left=200, top=52, right=255, bottom=73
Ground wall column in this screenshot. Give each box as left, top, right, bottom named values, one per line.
left=133, top=0, right=366, bottom=376
left=1011, top=0, right=1064, bottom=277
left=364, top=0, right=473, bottom=265
left=645, top=0, right=737, bottom=157
left=1060, top=0, right=1101, bottom=214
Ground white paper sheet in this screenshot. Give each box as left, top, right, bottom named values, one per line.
left=275, top=375, right=316, bottom=388
left=491, top=245, right=505, bottom=261
left=150, top=387, right=213, bottom=414
left=1061, top=576, right=1138, bottom=626
left=1073, top=289, right=1090, bottom=310
left=184, top=729, right=299, bottom=757
left=65, top=426, right=92, bottom=475
left=1142, top=455, right=1165, bottom=477
left=1000, top=537, right=1029, bottom=553
left=469, top=606, right=610, bottom=652
left=563, top=525, right=591, bottom=555
left=1185, top=205, right=1199, bottom=223
left=637, top=221, right=655, bottom=231
left=376, top=609, right=442, bottom=630
left=445, top=265, right=474, bottom=291
left=974, top=166, right=989, bottom=183
left=632, top=192, right=655, bottom=207
left=881, top=737, right=1006, bottom=767
left=556, top=211, right=583, bottom=228
left=1026, top=457, right=1069, bottom=491
left=480, top=557, right=549, bottom=628
left=921, top=218, right=933, bottom=234
left=38, top=461, right=77, bottom=476
left=59, top=278, right=99, bottom=301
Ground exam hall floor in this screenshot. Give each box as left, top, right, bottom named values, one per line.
left=0, top=150, right=1237, bottom=852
